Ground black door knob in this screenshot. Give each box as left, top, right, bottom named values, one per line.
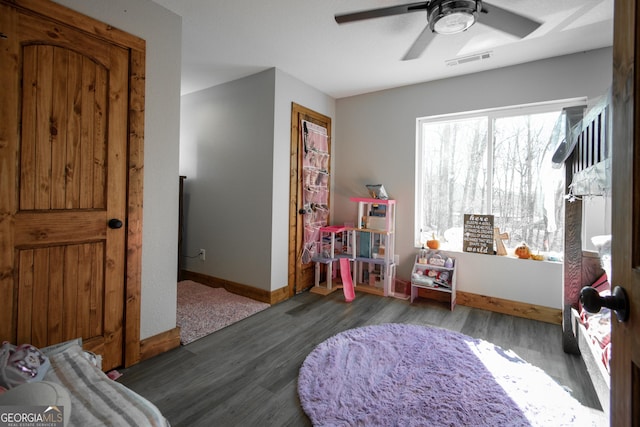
left=580, top=285, right=629, bottom=322
left=108, top=218, right=123, bottom=229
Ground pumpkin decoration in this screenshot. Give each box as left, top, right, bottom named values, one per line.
left=426, top=234, right=440, bottom=250
left=514, top=242, right=531, bottom=259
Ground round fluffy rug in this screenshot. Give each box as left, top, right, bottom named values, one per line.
left=298, top=324, right=600, bottom=426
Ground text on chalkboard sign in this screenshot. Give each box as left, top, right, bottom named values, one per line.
left=463, top=214, right=495, bottom=255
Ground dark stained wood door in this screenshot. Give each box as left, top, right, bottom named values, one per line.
left=610, top=0, right=640, bottom=424
left=0, top=2, right=130, bottom=371
left=288, top=103, right=332, bottom=296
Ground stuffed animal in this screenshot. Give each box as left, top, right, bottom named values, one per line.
left=0, top=342, right=50, bottom=389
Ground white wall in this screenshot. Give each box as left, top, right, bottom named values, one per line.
left=180, top=70, right=276, bottom=289
left=334, top=48, right=613, bottom=309
left=180, top=68, right=336, bottom=292
left=53, top=0, right=182, bottom=339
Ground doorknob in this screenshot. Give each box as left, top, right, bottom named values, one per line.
left=580, top=285, right=629, bottom=322
left=108, top=218, right=123, bottom=229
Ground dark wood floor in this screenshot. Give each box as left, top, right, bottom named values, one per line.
left=118, top=290, right=604, bottom=426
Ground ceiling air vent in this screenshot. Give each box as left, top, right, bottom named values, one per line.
left=446, top=51, right=492, bottom=66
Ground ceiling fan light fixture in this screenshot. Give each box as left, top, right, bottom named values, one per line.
left=429, top=0, right=480, bottom=35
left=433, top=11, right=475, bottom=34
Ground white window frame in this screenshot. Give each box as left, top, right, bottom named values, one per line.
left=415, top=97, right=587, bottom=249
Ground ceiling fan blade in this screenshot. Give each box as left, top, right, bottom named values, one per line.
left=403, top=25, right=436, bottom=60
left=335, top=1, right=428, bottom=24
left=480, top=2, right=541, bottom=38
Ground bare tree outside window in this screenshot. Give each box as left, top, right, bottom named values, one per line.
left=492, top=112, right=565, bottom=253
left=418, top=118, right=487, bottom=247
left=416, top=100, right=581, bottom=255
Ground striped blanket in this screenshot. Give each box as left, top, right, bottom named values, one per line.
left=43, top=343, right=169, bottom=427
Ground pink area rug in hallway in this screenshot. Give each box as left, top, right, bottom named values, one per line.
left=177, top=280, right=270, bottom=345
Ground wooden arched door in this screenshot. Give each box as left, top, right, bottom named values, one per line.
left=0, top=0, right=145, bottom=371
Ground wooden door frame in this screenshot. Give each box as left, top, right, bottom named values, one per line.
left=288, top=103, right=332, bottom=297
left=2, top=0, right=145, bottom=368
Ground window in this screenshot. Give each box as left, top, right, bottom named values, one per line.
left=415, top=98, right=586, bottom=255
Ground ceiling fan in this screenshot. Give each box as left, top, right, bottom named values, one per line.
left=335, top=0, right=541, bottom=60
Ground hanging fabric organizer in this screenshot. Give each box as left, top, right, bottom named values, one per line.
left=301, top=120, right=330, bottom=264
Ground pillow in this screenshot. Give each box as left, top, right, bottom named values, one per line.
left=0, top=381, right=71, bottom=426
left=0, top=342, right=50, bottom=389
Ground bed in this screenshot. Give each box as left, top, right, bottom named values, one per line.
left=570, top=271, right=611, bottom=414
left=556, top=93, right=612, bottom=415
left=0, top=340, right=169, bottom=426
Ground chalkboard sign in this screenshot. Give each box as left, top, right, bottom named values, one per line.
left=463, top=214, right=495, bottom=255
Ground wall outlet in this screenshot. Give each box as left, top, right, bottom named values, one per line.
left=199, top=249, right=206, bottom=261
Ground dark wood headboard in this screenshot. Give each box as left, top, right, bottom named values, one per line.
left=562, top=95, right=611, bottom=309
left=569, top=97, right=611, bottom=176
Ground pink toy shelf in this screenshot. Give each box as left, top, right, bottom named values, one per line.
left=311, top=197, right=401, bottom=300
left=310, top=225, right=354, bottom=295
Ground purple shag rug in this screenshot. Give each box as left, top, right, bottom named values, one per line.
left=298, top=323, right=601, bottom=426
left=177, top=280, right=270, bottom=344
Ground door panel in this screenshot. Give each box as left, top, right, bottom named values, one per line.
left=0, top=4, right=128, bottom=371
left=611, top=0, right=640, bottom=424
left=20, top=45, right=109, bottom=211
left=16, top=243, right=105, bottom=345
